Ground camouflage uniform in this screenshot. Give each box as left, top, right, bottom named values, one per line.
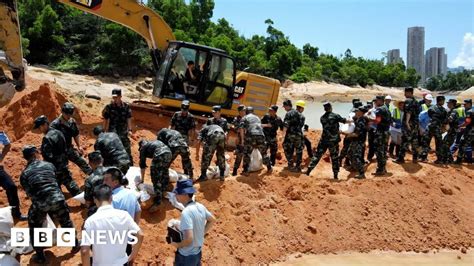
left=20, top=160, right=76, bottom=255
left=41, top=128, right=81, bottom=196
left=261, top=113, right=283, bottom=166
left=83, top=166, right=107, bottom=216
left=170, top=111, right=196, bottom=144
left=241, top=113, right=272, bottom=171
left=374, top=105, right=392, bottom=173
left=456, top=109, right=473, bottom=163
left=283, top=109, right=305, bottom=168
left=444, top=109, right=459, bottom=162
left=50, top=115, right=92, bottom=175
left=397, top=97, right=421, bottom=161
left=199, top=125, right=226, bottom=177
left=231, top=115, right=245, bottom=172
left=420, top=104, right=448, bottom=162
left=349, top=116, right=368, bottom=175
left=157, top=128, right=193, bottom=178
left=308, top=112, right=346, bottom=176
left=102, top=102, right=133, bottom=165
left=94, top=132, right=131, bottom=174
left=139, top=140, right=172, bottom=204
left=206, top=117, right=229, bottom=133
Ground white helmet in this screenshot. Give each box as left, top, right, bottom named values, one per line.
left=385, top=95, right=392, bottom=100
left=425, top=94, right=433, bottom=101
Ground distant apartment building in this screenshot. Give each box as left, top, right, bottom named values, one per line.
left=425, top=47, right=448, bottom=79
left=387, top=49, right=402, bottom=64
left=407, top=26, right=425, bottom=81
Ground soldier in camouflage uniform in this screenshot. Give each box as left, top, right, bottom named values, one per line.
left=240, top=106, right=273, bottom=175
left=261, top=105, right=284, bottom=166
left=231, top=104, right=246, bottom=176
left=282, top=100, right=305, bottom=172
left=170, top=100, right=196, bottom=144
left=50, top=102, right=92, bottom=175
left=33, top=115, right=81, bottom=196
left=157, top=128, right=193, bottom=178
left=306, top=102, right=349, bottom=179
left=196, top=124, right=226, bottom=182
left=93, top=126, right=131, bottom=174
left=444, top=99, right=460, bottom=163
left=207, top=105, right=229, bottom=133
left=20, top=145, right=79, bottom=263
left=420, top=96, right=449, bottom=163
left=139, top=139, right=172, bottom=212
left=372, top=95, right=392, bottom=175
left=456, top=99, right=473, bottom=164
left=84, top=151, right=108, bottom=217
left=345, top=107, right=369, bottom=179
left=394, top=87, right=421, bottom=163
left=339, top=99, right=362, bottom=166
left=102, top=89, right=133, bottom=165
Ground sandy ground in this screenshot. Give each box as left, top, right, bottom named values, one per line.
left=458, top=86, right=474, bottom=99
left=280, top=81, right=432, bottom=103
left=0, top=71, right=473, bottom=265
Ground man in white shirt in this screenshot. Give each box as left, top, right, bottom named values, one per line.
left=170, top=179, right=216, bottom=266
left=81, top=184, right=144, bottom=266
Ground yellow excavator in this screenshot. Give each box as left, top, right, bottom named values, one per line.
left=0, top=0, right=280, bottom=118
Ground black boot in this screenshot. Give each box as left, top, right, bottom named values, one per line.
left=305, top=167, right=313, bottom=176
left=232, top=168, right=238, bottom=176
left=333, top=172, right=339, bottom=180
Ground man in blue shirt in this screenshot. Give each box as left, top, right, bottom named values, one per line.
left=103, top=167, right=141, bottom=224
left=170, top=180, right=216, bottom=266
left=0, top=131, right=27, bottom=220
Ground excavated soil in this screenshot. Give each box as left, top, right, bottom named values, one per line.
left=0, top=79, right=473, bottom=265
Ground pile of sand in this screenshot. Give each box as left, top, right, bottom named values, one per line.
left=458, top=86, right=474, bottom=99
left=0, top=79, right=472, bottom=265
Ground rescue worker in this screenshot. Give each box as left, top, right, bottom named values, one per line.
left=421, top=94, right=433, bottom=112
left=51, top=102, right=92, bottom=175
left=450, top=100, right=467, bottom=157
left=282, top=100, right=305, bottom=172
left=240, top=106, right=273, bottom=176
left=84, top=151, right=107, bottom=217
left=20, top=145, right=79, bottom=263
left=385, top=95, right=394, bottom=113
left=196, top=124, right=226, bottom=182
left=372, top=95, right=392, bottom=175
left=366, top=98, right=377, bottom=162
left=170, top=100, right=196, bottom=144
left=394, top=87, right=421, bottom=163
left=306, top=102, right=349, bottom=180
left=261, top=105, right=284, bottom=166
left=231, top=104, right=246, bottom=176
left=33, top=115, right=81, bottom=196
left=389, top=101, right=405, bottom=158
left=345, top=106, right=369, bottom=179
left=139, top=139, right=172, bottom=212
left=93, top=126, right=131, bottom=174
left=206, top=105, right=229, bottom=133
left=0, top=131, right=27, bottom=220
left=456, top=99, right=473, bottom=164
left=339, top=99, right=362, bottom=166
left=102, top=88, right=133, bottom=165
left=420, top=96, right=448, bottom=163
left=444, top=99, right=460, bottom=163
left=157, top=128, right=193, bottom=178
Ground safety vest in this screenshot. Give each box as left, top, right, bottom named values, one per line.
left=421, top=104, right=430, bottom=112
left=392, top=107, right=402, bottom=129
left=456, top=107, right=466, bottom=126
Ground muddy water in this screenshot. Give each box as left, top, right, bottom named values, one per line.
left=275, top=249, right=473, bottom=266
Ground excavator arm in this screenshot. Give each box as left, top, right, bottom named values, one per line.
left=57, top=0, right=176, bottom=69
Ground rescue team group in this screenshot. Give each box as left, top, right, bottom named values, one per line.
left=0, top=87, right=472, bottom=264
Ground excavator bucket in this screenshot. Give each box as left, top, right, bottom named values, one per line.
left=0, top=0, right=25, bottom=107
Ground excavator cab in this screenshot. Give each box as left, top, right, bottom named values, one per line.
left=154, top=41, right=236, bottom=110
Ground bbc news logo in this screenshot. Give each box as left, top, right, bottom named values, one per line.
left=11, top=228, right=138, bottom=247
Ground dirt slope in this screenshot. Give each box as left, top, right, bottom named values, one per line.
left=0, top=79, right=472, bottom=265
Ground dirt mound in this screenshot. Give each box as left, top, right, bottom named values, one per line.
left=0, top=83, right=83, bottom=141
left=0, top=80, right=472, bottom=264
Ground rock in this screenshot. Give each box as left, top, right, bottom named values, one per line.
left=243, top=215, right=251, bottom=222
left=113, top=73, right=120, bottom=79
left=135, top=85, right=146, bottom=93
left=145, top=77, right=153, bottom=84
left=327, top=188, right=337, bottom=195
left=461, top=247, right=467, bottom=254
left=85, top=94, right=101, bottom=100
left=440, top=187, right=453, bottom=195
left=457, top=255, right=462, bottom=260
left=85, top=102, right=93, bottom=108
left=307, top=225, right=317, bottom=234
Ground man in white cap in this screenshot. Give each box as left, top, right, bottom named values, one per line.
left=384, top=95, right=394, bottom=113
left=421, top=94, right=433, bottom=112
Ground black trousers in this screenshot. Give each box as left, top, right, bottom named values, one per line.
left=0, top=166, right=21, bottom=216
